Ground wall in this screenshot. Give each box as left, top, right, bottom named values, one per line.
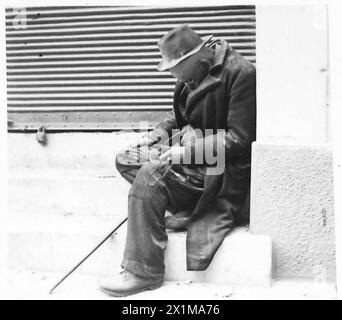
left=250, top=143, right=335, bottom=280
left=255, top=5, right=329, bottom=144
left=251, top=5, right=335, bottom=281
left=329, top=0, right=342, bottom=298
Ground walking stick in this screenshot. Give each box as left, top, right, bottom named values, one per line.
left=49, top=217, right=127, bottom=294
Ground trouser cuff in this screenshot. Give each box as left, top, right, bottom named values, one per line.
left=121, top=258, right=164, bottom=280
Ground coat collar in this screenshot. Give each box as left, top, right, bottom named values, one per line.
left=185, top=39, right=230, bottom=107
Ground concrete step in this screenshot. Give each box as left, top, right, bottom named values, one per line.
left=8, top=132, right=141, bottom=217
left=7, top=214, right=273, bottom=287
left=8, top=132, right=142, bottom=173
left=8, top=169, right=130, bottom=217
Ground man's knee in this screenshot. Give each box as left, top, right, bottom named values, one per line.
left=115, top=150, right=128, bottom=175
left=128, top=162, right=169, bottom=216
left=136, top=162, right=160, bottom=182
left=115, top=148, right=141, bottom=185
left=130, top=162, right=165, bottom=193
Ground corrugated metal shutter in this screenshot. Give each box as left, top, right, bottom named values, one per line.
left=6, top=5, right=256, bottom=131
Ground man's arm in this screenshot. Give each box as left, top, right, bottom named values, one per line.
left=184, top=64, right=256, bottom=164
left=149, top=109, right=178, bottom=142
left=139, top=109, right=178, bottom=147
left=138, top=80, right=186, bottom=147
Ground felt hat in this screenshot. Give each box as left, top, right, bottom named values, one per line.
left=157, top=24, right=213, bottom=71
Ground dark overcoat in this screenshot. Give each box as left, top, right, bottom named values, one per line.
left=151, top=39, right=256, bottom=270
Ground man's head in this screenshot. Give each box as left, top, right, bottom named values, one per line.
left=157, top=25, right=214, bottom=83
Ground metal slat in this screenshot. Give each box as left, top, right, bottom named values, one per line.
left=6, top=9, right=255, bottom=25
left=6, top=22, right=255, bottom=37
left=7, top=26, right=254, bottom=37
left=7, top=51, right=256, bottom=64
left=7, top=71, right=170, bottom=79
left=6, top=44, right=256, bottom=57
left=7, top=57, right=160, bottom=70
left=6, top=31, right=255, bottom=45
left=6, top=6, right=255, bottom=19
left=8, top=100, right=172, bottom=107
left=6, top=16, right=255, bottom=32
left=7, top=51, right=256, bottom=63
left=7, top=85, right=175, bottom=93
left=7, top=92, right=173, bottom=99
left=7, top=79, right=177, bottom=87
left=6, top=5, right=254, bottom=14
left=6, top=5, right=256, bottom=131
left=8, top=105, right=171, bottom=111
left=6, top=14, right=255, bottom=31
left=6, top=38, right=256, bottom=52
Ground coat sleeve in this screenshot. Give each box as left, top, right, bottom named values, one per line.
left=185, top=64, right=256, bottom=164
left=148, top=80, right=186, bottom=144
left=147, top=109, right=178, bottom=144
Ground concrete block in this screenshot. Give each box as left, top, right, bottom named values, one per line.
left=8, top=170, right=130, bottom=217
left=8, top=132, right=142, bottom=175
left=250, top=142, right=335, bottom=281
left=164, top=229, right=272, bottom=287
left=7, top=214, right=272, bottom=287
left=7, top=214, right=126, bottom=276
left=7, top=132, right=139, bottom=218
left=8, top=232, right=54, bottom=272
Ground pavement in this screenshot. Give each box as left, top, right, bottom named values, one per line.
left=1, top=268, right=337, bottom=300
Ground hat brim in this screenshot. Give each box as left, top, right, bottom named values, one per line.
left=156, top=35, right=213, bottom=72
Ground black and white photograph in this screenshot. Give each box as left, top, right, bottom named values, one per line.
left=0, top=0, right=341, bottom=302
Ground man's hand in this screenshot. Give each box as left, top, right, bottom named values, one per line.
left=160, top=145, right=186, bottom=164
left=132, top=133, right=160, bottom=148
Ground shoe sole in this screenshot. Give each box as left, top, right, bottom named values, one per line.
left=99, top=282, right=163, bottom=298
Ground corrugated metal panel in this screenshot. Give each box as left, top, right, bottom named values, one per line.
left=6, top=5, right=256, bottom=131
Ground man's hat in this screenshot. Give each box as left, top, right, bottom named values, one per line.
left=156, top=24, right=213, bottom=71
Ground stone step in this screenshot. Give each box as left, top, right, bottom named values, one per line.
left=8, top=132, right=141, bottom=173
left=8, top=169, right=130, bottom=217
left=7, top=214, right=273, bottom=287
left=8, top=132, right=140, bottom=217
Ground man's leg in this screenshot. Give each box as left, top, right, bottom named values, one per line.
left=100, top=161, right=203, bottom=296
left=123, top=161, right=203, bottom=278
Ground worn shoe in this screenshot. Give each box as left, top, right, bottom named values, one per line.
left=99, top=269, right=163, bottom=297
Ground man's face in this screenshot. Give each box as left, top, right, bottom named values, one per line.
left=169, top=53, right=200, bottom=82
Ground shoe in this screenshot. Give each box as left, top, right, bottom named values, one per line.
left=98, top=269, right=163, bottom=297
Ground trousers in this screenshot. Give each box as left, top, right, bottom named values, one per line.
left=115, top=143, right=204, bottom=279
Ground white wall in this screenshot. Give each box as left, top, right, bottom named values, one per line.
left=251, top=5, right=335, bottom=281
left=256, top=5, right=329, bottom=144
left=328, top=0, right=342, bottom=298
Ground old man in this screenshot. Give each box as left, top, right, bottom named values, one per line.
left=99, top=24, right=256, bottom=297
